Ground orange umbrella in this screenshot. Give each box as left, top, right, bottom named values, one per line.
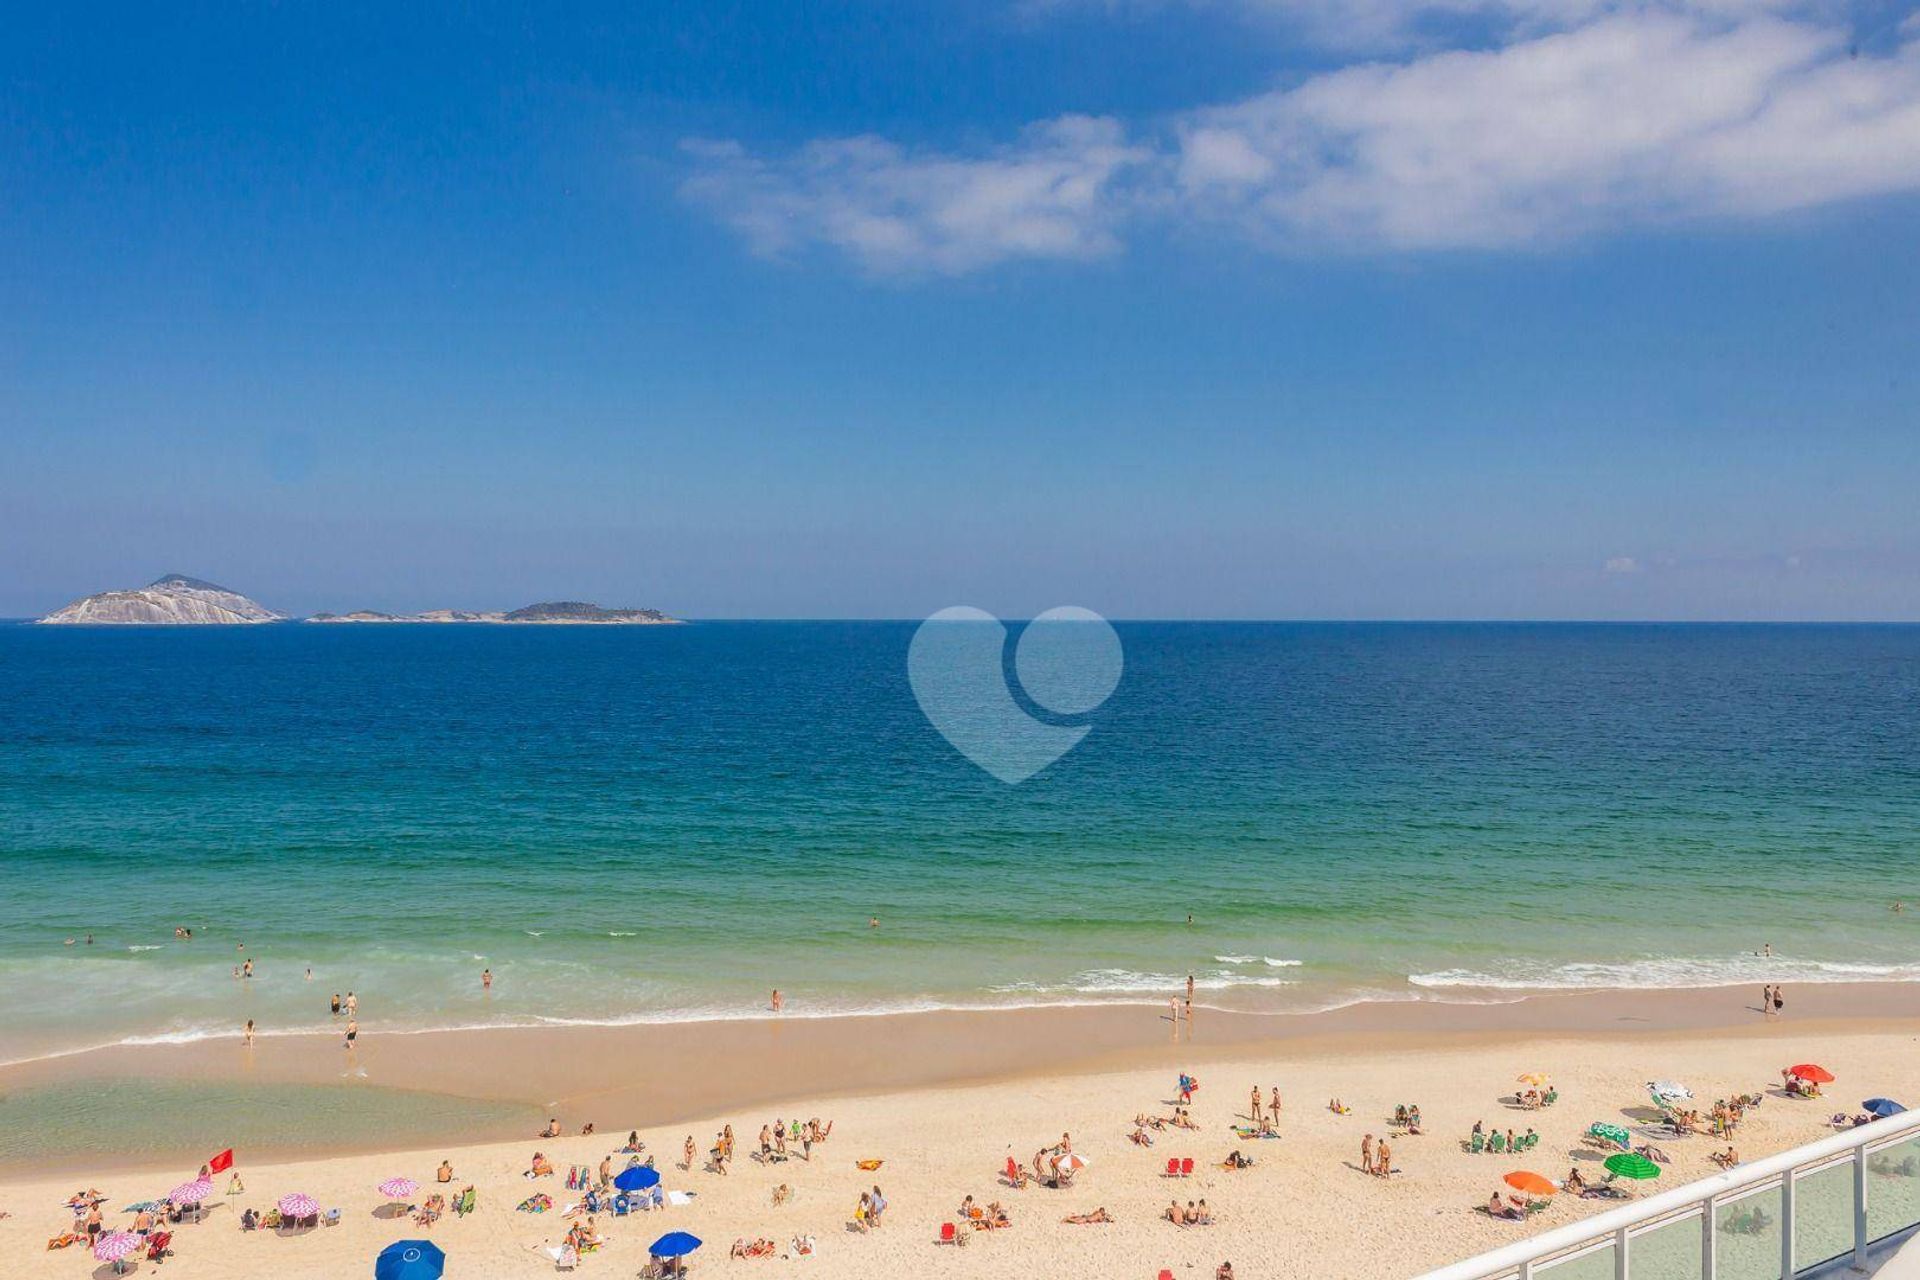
left=1503, top=1171, right=1557, bottom=1197
left=1789, top=1064, right=1836, bottom=1084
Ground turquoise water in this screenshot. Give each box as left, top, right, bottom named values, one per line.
left=1, top=621, right=1917, bottom=1062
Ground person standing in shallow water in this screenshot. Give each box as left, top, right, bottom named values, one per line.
left=482, top=968, right=492, bottom=992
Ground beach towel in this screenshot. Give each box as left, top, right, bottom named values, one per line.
left=855, top=1159, right=883, bottom=1171
left=518, top=1194, right=554, bottom=1213
left=666, top=1190, right=695, bottom=1206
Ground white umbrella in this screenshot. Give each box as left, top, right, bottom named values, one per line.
left=1649, top=1080, right=1693, bottom=1100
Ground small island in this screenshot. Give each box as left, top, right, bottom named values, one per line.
left=38, top=575, right=679, bottom=625
left=306, top=601, right=680, bottom=624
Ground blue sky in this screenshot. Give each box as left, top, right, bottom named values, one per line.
left=4, top=1, right=1919, bottom=619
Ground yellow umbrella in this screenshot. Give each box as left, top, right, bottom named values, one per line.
left=1517, top=1073, right=1551, bottom=1086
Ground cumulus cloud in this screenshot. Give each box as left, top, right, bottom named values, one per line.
left=679, top=117, right=1146, bottom=276
left=680, top=8, right=1920, bottom=273
left=1604, top=556, right=1643, bottom=573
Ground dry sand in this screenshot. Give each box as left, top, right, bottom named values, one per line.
left=5, top=985, right=1919, bottom=1279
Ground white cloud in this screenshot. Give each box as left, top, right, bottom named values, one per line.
left=1178, top=12, right=1920, bottom=248
left=1604, top=556, right=1643, bottom=573
left=681, top=9, right=1920, bottom=273
left=679, top=117, right=1146, bottom=276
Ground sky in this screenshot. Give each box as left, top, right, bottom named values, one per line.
left=4, top=0, right=1920, bottom=620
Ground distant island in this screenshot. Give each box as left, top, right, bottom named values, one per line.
left=38, top=574, right=286, bottom=625
left=38, top=575, right=679, bottom=625
left=309, top=602, right=679, bottom=625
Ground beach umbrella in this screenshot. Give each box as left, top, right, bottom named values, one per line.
left=1604, top=1153, right=1663, bottom=1182
left=1503, top=1171, right=1557, bottom=1197
left=1789, top=1064, right=1836, bottom=1084
left=123, top=1200, right=164, bottom=1213
left=377, top=1178, right=420, bottom=1201
left=374, top=1238, right=446, bottom=1280
left=1865, top=1098, right=1907, bottom=1118
left=279, top=1192, right=321, bottom=1218
left=1517, top=1073, right=1550, bottom=1087
left=93, top=1230, right=142, bottom=1266
left=1588, top=1122, right=1632, bottom=1148
left=170, top=1179, right=214, bottom=1206
left=650, top=1230, right=704, bottom=1259
left=1649, top=1081, right=1692, bottom=1100
left=614, top=1165, right=661, bottom=1192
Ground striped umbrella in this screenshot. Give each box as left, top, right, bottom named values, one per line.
left=1604, top=1153, right=1663, bottom=1181
left=170, top=1178, right=214, bottom=1205
left=278, top=1192, right=320, bottom=1218
left=378, top=1177, right=420, bottom=1200
left=93, top=1230, right=142, bottom=1262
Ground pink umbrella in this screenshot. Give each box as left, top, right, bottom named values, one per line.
left=170, top=1179, right=214, bottom=1205
left=93, top=1229, right=142, bottom=1263
left=377, top=1177, right=419, bottom=1200
left=278, top=1192, right=320, bottom=1218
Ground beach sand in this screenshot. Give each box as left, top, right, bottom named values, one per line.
left=5, top=984, right=1919, bottom=1279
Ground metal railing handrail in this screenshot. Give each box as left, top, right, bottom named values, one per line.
left=1418, top=1105, right=1920, bottom=1279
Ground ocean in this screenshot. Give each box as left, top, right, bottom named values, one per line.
left=2, top=620, right=1918, bottom=1065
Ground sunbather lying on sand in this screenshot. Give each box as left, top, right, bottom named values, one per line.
left=1130, top=1126, right=1154, bottom=1146
left=1063, top=1207, right=1113, bottom=1224
left=730, top=1238, right=778, bottom=1258
left=1224, top=1150, right=1255, bottom=1169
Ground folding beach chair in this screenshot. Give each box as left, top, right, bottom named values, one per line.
left=1165, top=1158, right=1180, bottom=1177
left=1180, top=1158, right=1195, bottom=1176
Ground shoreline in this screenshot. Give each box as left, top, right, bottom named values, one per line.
left=6, top=984, right=1920, bottom=1278
left=7, top=980, right=1919, bottom=1176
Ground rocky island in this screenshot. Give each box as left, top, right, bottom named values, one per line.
left=38, top=576, right=680, bottom=625
left=37, top=574, right=285, bottom=625
left=308, top=601, right=680, bottom=624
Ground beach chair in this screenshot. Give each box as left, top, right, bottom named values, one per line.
left=1159, top=1271, right=1176, bottom=1280
left=1181, top=1158, right=1195, bottom=1177
left=145, top=1231, right=172, bottom=1262
left=1165, top=1157, right=1180, bottom=1177
left=1489, top=1133, right=1506, bottom=1154
left=1469, top=1132, right=1484, bottom=1153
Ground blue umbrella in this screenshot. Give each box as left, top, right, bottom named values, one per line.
left=614, top=1165, right=661, bottom=1192
left=650, top=1231, right=704, bottom=1258
left=1865, top=1098, right=1907, bottom=1118
left=374, top=1239, right=446, bottom=1280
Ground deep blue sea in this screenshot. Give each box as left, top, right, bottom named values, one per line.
left=2, top=621, right=1918, bottom=1064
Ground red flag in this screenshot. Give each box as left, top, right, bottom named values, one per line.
left=207, top=1149, right=234, bottom=1174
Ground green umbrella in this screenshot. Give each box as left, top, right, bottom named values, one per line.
left=1587, top=1123, right=1631, bottom=1148
left=1604, top=1153, right=1662, bottom=1181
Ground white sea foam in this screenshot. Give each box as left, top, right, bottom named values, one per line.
left=1408, top=955, right=1920, bottom=992
left=1214, top=955, right=1303, bottom=968
left=126, top=945, right=164, bottom=952
left=606, top=932, right=636, bottom=937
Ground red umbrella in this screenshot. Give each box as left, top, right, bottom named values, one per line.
left=1789, top=1064, right=1835, bottom=1084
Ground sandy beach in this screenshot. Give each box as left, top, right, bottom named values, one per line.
left=6, top=984, right=1920, bottom=1278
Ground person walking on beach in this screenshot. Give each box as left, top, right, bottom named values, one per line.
left=1773, top=985, right=1785, bottom=1015
left=344, top=1018, right=358, bottom=1048
left=683, top=1136, right=696, bottom=1171
left=1761, top=984, right=1774, bottom=1017
left=1360, top=1133, right=1374, bottom=1175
